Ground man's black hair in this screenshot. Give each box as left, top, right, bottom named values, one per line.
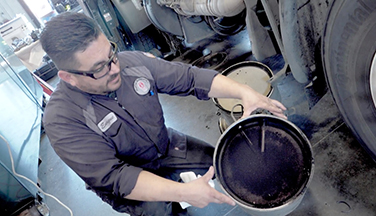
left=40, top=12, right=101, bottom=70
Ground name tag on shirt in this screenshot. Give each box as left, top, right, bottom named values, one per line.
left=98, top=112, right=117, bottom=132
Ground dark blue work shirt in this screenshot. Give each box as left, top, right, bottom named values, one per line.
left=43, top=51, right=218, bottom=199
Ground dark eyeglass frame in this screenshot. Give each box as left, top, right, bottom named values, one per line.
left=63, top=41, right=118, bottom=80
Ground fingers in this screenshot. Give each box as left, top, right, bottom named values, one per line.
left=241, top=98, right=287, bottom=119
left=213, top=192, right=236, bottom=206
left=203, top=167, right=236, bottom=206
left=267, top=99, right=287, bottom=119
left=253, top=98, right=287, bottom=119
left=202, top=166, right=215, bottom=182
left=271, top=99, right=286, bottom=111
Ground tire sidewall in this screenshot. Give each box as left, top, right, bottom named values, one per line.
left=323, top=0, right=376, bottom=158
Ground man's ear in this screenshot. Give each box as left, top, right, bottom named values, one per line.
left=58, top=70, right=77, bottom=86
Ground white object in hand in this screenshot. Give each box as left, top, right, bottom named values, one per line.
left=179, top=171, right=215, bottom=209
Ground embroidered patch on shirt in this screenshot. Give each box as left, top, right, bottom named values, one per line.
left=98, top=112, right=117, bottom=132
left=134, top=77, right=151, bottom=95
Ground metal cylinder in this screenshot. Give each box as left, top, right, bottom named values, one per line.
left=214, top=114, right=314, bottom=216
left=158, top=0, right=246, bottom=17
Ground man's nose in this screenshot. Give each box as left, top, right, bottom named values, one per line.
left=109, top=61, right=120, bottom=74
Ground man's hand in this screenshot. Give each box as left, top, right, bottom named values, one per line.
left=240, top=85, right=287, bottom=119
left=208, top=74, right=287, bottom=119
left=125, top=167, right=235, bottom=208
left=181, top=166, right=236, bottom=208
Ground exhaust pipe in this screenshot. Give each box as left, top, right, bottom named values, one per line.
left=157, top=0, right=245, bottom=17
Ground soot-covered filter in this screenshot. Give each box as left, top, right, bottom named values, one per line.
left=214, top=114, right=314, bottom=216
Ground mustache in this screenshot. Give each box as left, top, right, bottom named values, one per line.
left=108, top=73, right=119, bottom=82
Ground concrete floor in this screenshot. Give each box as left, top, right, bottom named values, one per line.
left=38, top=30, right=376, bottom=216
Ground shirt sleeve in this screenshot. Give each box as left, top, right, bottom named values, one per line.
left=127, top=51, right=219, bottom=100
left=43, top=96, right=142, bottom=198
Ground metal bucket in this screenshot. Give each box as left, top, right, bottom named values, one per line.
left=192, top=52, right=228, bottom=70
left=213, top=61, right=275, bottom=132
left=214, top=114, right=314, bottom=216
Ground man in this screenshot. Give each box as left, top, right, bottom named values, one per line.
left=40, top=12, right=286, bottom=215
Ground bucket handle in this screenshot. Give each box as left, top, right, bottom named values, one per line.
left=231, top=104, right=244, bottom=122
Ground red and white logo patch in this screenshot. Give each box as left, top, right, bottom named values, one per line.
left=133, top=77, right=150, bottom=95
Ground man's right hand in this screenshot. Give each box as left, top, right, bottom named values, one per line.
left=125, top=167, right=236, bottom=208
left=181, top=166, right=236, bottom=208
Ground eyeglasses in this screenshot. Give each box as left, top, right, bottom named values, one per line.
left=64, top=41, right=118, bottom=80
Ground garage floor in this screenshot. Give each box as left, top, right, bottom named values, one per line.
left=38, top=30, right=376, bottom=216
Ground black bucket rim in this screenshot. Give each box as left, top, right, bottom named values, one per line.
left=214, top=114, right=314, bottom=211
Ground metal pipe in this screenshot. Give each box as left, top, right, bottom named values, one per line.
left=158, top=0, right=245, bottom=17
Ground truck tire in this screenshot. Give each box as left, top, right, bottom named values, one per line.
left=322, top=0, right=376, bottom=160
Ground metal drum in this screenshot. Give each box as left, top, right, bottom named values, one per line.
left=192, top=52, right=228, bottom=70
left=214, top=114, right=314, bottom=216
